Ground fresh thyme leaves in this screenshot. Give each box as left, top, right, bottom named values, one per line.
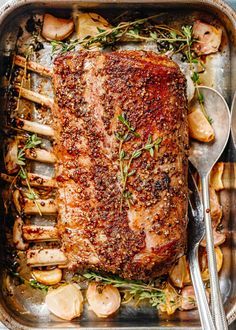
left=51, top=39, right=79, bottom=55
left=83, top=272, right=163, bottom=293
left=118, top=114, right=140, bottom=138
left=51, top=14, right=194, bottom=54
left=29, top=279, right=49, bottom=292
left=83, top=272, right=166, bottom=309
left=16, top=134, right=42, bottom=215
left=16, top=134, right=42, bottom=166
left=116, top=114, right=162, bottom=209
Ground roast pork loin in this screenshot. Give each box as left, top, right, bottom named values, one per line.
left=53, top=50, right=188, bottom=280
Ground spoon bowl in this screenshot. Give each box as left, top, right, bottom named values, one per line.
left=189, top=86, right=231, bottom=175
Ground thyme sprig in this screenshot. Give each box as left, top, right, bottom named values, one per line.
left=116, top=114, right=162, bottom=209
left=16, top=134, right=42, bottom=215
left=83, top=272, right=166, bottom=308
left=51, top=14, right=196, bottom=54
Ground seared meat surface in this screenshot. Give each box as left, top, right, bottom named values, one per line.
left=53, top=50, right=188, bottom=280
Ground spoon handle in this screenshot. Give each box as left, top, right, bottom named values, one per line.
left=201, top=175, right=228, bottom=330
left=189, top=245, right=216, bottom=330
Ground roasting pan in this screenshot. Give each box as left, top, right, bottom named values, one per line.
left=0, top=0, right=235, bottom=329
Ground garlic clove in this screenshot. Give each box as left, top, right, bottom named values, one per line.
left=45, top=284, right=83, bottom=320
left=86, top=282, right=121, bottom=318
left=42, top=14, right=74, bottom=41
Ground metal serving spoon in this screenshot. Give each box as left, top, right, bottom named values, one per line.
left=189, top=86, right=231, bottom=330
left=188, top=171, right=215, bottom=330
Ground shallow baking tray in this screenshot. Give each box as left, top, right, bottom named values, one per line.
left=0, top=0, right=235, bottom=329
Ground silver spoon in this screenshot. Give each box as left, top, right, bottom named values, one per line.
left=189, top=86, right=231, bottom=330
left=188, top=170, right=215, bottom=330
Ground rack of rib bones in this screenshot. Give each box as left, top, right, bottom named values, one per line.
left=2, top=55, right=69, bottom=282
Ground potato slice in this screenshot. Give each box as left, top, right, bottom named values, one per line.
left=87, top=282, right=121, bottom=318
left=32, top=268, right=62, bottom=285
left=42, top=14, right=74, bottom=41
left=77, top=12, right=111, bottom=40
left=45, top=284, right=83, bottom=320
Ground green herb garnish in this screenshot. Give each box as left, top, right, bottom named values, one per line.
left=16, top=134, right=42, bottom=215
left=116, top=115, right=162, bottom=209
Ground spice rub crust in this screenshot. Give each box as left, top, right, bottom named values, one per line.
left=53, top=50, right=188, bottom=280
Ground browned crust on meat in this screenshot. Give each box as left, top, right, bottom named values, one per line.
left=52, top=50, right=188, bottom=280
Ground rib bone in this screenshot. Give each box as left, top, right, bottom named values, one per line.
left=14, top=55, right=53, bottom=77
left=14, top=86, right=54, bottom=109
left=14, top=118, right=55, bottom=137
left=23, top=225, right=59, bottom=241
left=0, top=173, right=14, bottom=183
left=13, top=190, right=58, bottom=215
left=23, top=198, right=58, bottom=215
left=25, top=148, right=56, bottom=163
left=21, top=172, right=57, bottom=188
left=27, top=249, right=67, bottom=267
left=0, top=172, right=56, bottom=188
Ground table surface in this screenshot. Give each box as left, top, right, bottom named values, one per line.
left=0, top=0, right=235, bottom=329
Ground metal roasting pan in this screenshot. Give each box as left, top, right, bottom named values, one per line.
left=0, top=0, right=235, bottom=329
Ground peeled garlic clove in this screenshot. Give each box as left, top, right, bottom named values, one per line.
left=32, top=268, right=62, bottom=285
left=86, top=282, right=121, bottom=318
left=45, top=284, right=83, bottom=320
left=193, top=20, right=222, bottom=55
left=42, top=14, right=74, bottom=41
left=188, top=108, right=214, bottom=142
left=181, top=286, right=210, bottom=310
